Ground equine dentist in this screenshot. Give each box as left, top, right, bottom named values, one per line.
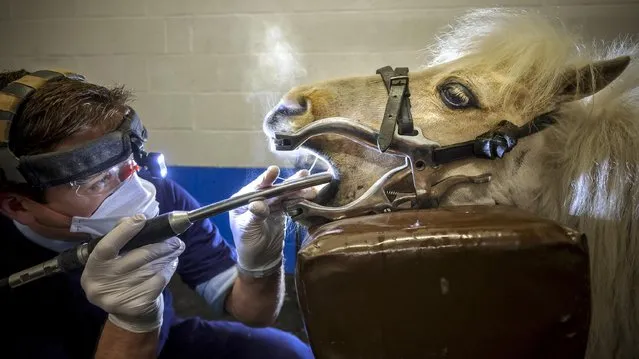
left=0, top=69, right=314, bottom=359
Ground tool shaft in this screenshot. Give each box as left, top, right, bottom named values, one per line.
left=95, top=172, right=333, bottom=259
left=188, top=172, right=333, bottom=222
left=0, top=172, right=333, bottom=289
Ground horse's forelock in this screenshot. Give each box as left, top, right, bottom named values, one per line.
left=423, top=8, right=593, bottom=115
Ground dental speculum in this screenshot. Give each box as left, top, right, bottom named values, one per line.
left=273, top=117, right=492, bottom=225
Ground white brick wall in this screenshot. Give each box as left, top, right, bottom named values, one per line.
left=0, top=0, right=637, bottom=167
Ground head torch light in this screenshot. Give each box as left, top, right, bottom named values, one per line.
left=0, top=69, right=167, bottom=190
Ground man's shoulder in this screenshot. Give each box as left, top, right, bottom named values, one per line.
left=0, top=216, right=55, bottom=275
left=140, top=172, right=199, bottom=213
left=141, top=171, right=183, bottom=196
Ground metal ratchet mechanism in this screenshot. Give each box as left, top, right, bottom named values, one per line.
left=272, top=117, right=491, bottom=223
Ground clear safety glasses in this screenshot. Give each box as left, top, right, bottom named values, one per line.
left=68, top=158, right=140, bottom=197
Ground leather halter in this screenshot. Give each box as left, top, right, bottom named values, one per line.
left=376, top=66, right=418, bottom=151
left=375, top=66, right=557, bottom=162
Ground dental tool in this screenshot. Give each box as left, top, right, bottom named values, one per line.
left=0, top=172, right=334, bottom=290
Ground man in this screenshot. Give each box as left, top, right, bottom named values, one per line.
left=0, top=69, right=315, bottom=358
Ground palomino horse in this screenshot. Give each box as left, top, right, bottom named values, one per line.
left=263, top=8, right=639, bottom=359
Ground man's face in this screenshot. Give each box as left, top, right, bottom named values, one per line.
left=45, top=127, right=115, bottom=218
left=2, top=127, right=117, bottom=240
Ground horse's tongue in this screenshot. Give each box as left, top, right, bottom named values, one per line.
left=311, top=172, right=340, bottom=205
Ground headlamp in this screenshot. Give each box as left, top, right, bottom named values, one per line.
left=135, top=150, right=167, bottom=179
left=0, top=69, right=167, bottom=190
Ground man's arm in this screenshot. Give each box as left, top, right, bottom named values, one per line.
left=95, top=322, right=159, bottom=359
left=224, top=266, right=285, bottom=326
left=175, top=167, right=311, bottom=326
left=225, top=166, right=313, bottom=326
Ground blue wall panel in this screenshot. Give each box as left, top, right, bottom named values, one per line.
left=166, top=166, right=305, bottom=274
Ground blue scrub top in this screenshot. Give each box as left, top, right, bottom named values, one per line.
left=0, top=174, right=238, bottom=358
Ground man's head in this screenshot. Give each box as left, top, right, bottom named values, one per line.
left=0, top=69, right=134, bottom=240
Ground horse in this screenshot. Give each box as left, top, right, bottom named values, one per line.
left=263, top=8, right=639, bottom=359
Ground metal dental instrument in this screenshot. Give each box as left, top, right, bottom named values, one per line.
left=0, top=172, right=334, bottom=290
left=273, top=117, right=491, bottom=225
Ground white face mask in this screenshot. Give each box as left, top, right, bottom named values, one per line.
left=69, top=174, right=160, bottom=238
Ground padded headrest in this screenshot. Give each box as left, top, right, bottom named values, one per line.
left=295, top=205, right=591, bottom=359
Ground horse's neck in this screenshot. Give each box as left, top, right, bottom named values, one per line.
left=485, top=130, right=555, bottom=216
left=527, top=102, right=639, bottom=227
left=508, top=102, right=639, bottom=358
left=508, top=127, right=568, bottom=223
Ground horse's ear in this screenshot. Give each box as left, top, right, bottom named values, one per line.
left=556, top=56, right=630, bottom=102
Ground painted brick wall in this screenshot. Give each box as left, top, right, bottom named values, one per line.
left=1, top=1, right=637, bottom=167
left=0, top=0, right=637, bottom=271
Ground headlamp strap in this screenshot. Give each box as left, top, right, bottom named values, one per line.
left=0, top=69, right=86, bottom=185
left=0, top=69, right=86, bottom=147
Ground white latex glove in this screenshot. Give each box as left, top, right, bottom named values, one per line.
left=229, top=166, right=316, bottom=277
left=80, top=214, right=185, bottom=333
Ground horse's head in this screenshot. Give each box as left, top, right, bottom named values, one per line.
left=263, top=9, right=630, bottom=213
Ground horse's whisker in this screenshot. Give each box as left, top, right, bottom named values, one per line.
left=308, top=156, right=319, bottom=173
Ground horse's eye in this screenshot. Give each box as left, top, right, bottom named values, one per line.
left=439, top=82, right=478, bottom=109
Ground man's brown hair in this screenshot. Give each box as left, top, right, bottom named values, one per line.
left=0, top=69, right=133, bottom=199
left=1, top=69, right=132, bottom=156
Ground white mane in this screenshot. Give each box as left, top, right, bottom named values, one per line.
left=541, top=59, right=639, bottom=358
left=426, top=8, right=639, bottom=358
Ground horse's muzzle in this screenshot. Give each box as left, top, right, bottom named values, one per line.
left=264, top=94, right=309, bottom=133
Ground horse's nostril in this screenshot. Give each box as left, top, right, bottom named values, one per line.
left=276, top=95, right=308, bottom=117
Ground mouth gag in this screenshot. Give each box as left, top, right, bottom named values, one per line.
left=271, top=66, right=558, bottom=225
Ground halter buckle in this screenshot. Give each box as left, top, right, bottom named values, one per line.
left=376, top=66, right=417, bottom=153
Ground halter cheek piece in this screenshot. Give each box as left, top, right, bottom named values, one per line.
left=0, top=69, right=166, bottom=189
left=375, top=66, right=557, bottom=162
left=272, top=66, right=557, bottom=225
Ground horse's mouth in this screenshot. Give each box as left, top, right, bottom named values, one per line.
left=263, top=110, right=341, bottom=205
left=272, top=139, right=341, bottom=206
left=298, top=148, right=340, bottom=206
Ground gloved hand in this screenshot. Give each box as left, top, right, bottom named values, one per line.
left=80, top=214, right=185, bottom=333
left=229, top=166, right=316, bottom=277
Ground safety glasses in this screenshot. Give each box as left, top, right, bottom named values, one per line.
left=68, top=158, right=140, bottom=197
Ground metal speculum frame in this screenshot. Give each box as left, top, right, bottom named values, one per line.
left=272, top=117, right=492, bottom=224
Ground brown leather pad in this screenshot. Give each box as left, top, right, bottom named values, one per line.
left=295, top=205, right=591, bottom=359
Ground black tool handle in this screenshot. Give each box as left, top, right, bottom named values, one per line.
left=56, top=213, right=179, bottom=273
left=88, top=212, right=178, bottom=254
